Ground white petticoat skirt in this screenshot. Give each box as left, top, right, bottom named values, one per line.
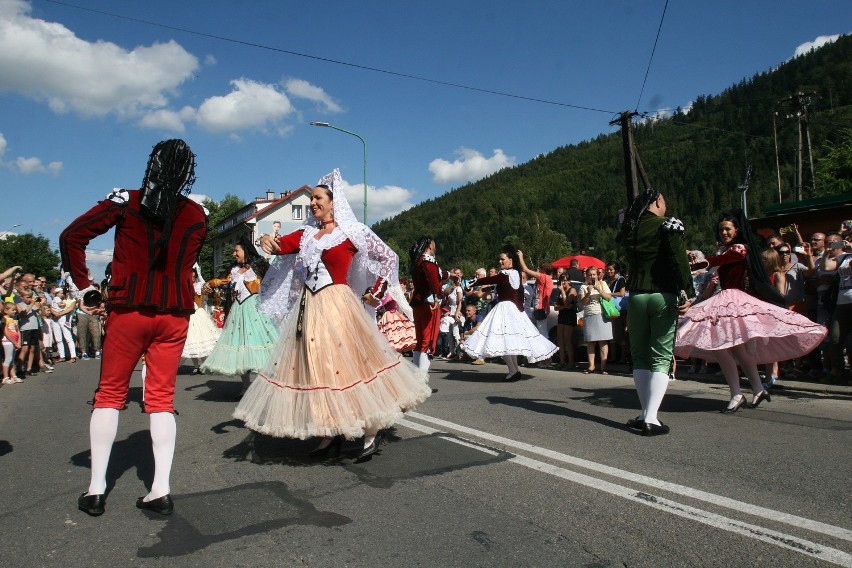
left=461, top=300, right=558, bottom=363
left=182, top=305, right=222, bottom=359
left=234, top=284, right=432, bottom=440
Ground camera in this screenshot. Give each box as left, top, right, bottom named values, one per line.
left=794, top=246, right=805, bottom=254
left=831, top=241, right=845, bottom=250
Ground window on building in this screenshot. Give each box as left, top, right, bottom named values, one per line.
left=292, top=204, right=303, bottom=220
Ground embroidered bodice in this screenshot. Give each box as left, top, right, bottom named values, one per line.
left=706, top=244, right=748, bottom=291
left=472, top=269, right=523, bottom=311
left=231, top=267, right=259, bottom=303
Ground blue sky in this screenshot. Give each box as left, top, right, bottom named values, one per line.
left=0, top=0, right=849, bottom=279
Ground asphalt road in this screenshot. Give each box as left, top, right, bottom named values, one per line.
left=0, top=357, right=849, bottom=567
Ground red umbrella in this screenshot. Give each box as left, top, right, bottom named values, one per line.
left=552, top=255, right=605, bottom=270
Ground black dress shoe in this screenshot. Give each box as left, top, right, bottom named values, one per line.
left=750, top=390, right=771, bottom=409
left=354, top=439, right=380, bottom=460
left=627, top=417, right=645, bottom=430
left=136, top=494, right=173, bottom=515
left=721, top=395, right=747, bottom=414
left=78, top=492, right=105, bottom=516
left=642, top=422, right=670, bottom=437
left=502, top=371, right=521, bottom=382
left=308, top=435, right=344, bottom=459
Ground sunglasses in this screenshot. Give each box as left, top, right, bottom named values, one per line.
left=777, top=249, right=791, bottom=254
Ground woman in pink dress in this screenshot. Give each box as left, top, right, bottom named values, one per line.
left=377, top=289, right=417, bottom=353
left=675, top=211, right=827, bottom=412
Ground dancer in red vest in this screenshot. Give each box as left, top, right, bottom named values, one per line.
left=409, top=237, right=448, bottom=372
left=61, top=139, right=206, bottom=517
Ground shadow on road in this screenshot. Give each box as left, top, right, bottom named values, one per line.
left=136, top=481, right=351, bottom=558
left=70, top=430, right=155, bottom=495
left=486, top=395, right=637, bottom=433
left=0, top=440, right=12, bottom=456
left=568, top=386, right=724, bottom=414
left=183, top=379, right=242, bottom=402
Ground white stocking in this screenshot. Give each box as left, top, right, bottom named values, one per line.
left=87, top=408, right=119, bottom=495
left=418, top=352, right=431, bottom=372
left=146, top=412, right=176, bottom=501
left=632, top=369, right=652, bottom=418
left=503, top=355, right=519, bottom=378
left=644, top=372, right=670, bottom=426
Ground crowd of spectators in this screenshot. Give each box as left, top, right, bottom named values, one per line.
left=397, top=221, right=851, bottom=387
left=5, top=219, right=851, bottom=387
left=1, top=266, right=106, bottom=386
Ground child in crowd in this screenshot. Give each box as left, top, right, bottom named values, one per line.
left=437, top=307, right=454, bottom=359
left=38, top=304, right=55, bottom=373
left=459, top=304, right=485, bottom=365
left=2, top=302, right=22, bottom=384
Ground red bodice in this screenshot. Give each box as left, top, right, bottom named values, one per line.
left=707, top=244, right=748, bottom=291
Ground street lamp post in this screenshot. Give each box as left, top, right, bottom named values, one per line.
left=310, top=121, right=368, bottom=224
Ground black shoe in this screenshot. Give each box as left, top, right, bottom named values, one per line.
left=136, top=494, right=173, bottom=515
left=642, top=422, right=670, bottom=436
left=721, top=395, right=747, bottom=414
left=308, top=436, right=343, bottom=459
left=78, top=492, right=105, bottom=516
left=502, top=371, right=521, bottom=382
left=355, top=439, right=380, bottom=460
left=627, top=417, right=645, bottom=430
left=750, top=390, right=771, bottom=409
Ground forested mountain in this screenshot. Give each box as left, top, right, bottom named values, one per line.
left=374, top=35, right=852, bottom=275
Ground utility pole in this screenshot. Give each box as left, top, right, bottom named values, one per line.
left=610, top=111, right=651, bottom=205
left=778, top=91, right=817, bottom=201
left=739, top=165, right=752, bottom=218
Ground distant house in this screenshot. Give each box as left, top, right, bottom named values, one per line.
left=210, top=186, right=312, bottom=273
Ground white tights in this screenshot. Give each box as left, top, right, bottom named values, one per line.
left=86, top=408, right=176, bottom=501
left=632, top=369, right=669, bottom=426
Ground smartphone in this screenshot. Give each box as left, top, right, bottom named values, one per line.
left=794, top=246, right=805, bottom=254
left=831, top=241, right=845, bottom=250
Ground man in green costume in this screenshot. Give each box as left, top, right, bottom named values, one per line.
left=620, top=188, right=695, bottom=436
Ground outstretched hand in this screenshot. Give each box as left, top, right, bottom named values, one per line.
left=258, top=234, right=281, bottom=254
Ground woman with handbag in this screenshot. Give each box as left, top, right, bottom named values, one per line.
left=580, top=267, right=613, bottom=374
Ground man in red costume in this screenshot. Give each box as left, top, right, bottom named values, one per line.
left=408, top=237, right=447, bottom=371
left=61, top=139, right=207, bottom=517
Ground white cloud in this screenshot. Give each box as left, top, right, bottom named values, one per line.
left=196, top=78, right=294, bottom=133
left=0, top=0, right=198, bottom=117
left=188, top=193, right=210, bottom=205
left=794, top=34, right=841, bottom=57
left=283, top=78, right=343, bottom=113
left=428, top=148, right=516, bottom=184
left=139, top=106, right=196, bottom=133
left=640, top=100, right=694, bottom=123
left=204, top=54, right=217, bottom=66
left=337, top=177, right=417, bottom=224
left=14, top=155, right=62, bottom=176
left=0, top=132, right=62, bottom=175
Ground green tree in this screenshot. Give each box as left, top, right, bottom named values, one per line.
left=199, top=194, right=247, bottom=279
left=0, top=233, right=61, bottom=282
left=815, top=128, right=852, bottom=196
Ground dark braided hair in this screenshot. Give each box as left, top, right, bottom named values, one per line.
left=618, top=187, right=660, bottom=243
left=717, top=210, right=785, bottom=307
left=235, top=233, right=269, bottom=279
left=409, top=236, right=434, bottom=278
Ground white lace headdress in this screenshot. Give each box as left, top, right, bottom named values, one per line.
left=260, top=168, right=405, bottom=325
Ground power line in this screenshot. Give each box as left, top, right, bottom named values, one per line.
left=635, top=0, right=669, bottom=112
left=44, top=0, right=617, bottom=115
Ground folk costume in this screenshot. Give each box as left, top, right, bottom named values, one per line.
left=674, top=243, right=827, bottom=363
left=61, top=139, right=206, bottom=516
left=377, top=288, right=417, bottom=353
left=620, top=188, right=694, bottom=435
left=674, top=210, right=827, bottom=412
left=409, top=238, right=447, bottom=371
left=461, top=265, right=558, bottom=380
left=200, top=250, right=278, bottom=379
left=234, top=169, right=431, bottom=443
left=181, top=263, right=221, bottom=372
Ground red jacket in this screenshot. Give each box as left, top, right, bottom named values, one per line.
left=60, top=189, right=207, bottom=314
left=411, top=256, right=446, bottom=306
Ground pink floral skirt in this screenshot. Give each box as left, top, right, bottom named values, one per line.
left=674, top=289, right=826, bottom=364
left=377, top=310, right=417, bottom=353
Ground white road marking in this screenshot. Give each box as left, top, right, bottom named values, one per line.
left=398, top=416, right=852, bottom=567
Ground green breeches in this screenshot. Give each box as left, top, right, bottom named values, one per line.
left=627, top=292, right=678, bottom=373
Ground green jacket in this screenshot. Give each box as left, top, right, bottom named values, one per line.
left=624, top=212, right=695, bottom=297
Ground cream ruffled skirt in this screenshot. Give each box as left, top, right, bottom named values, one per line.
left=234, top=284, right=431, bottom=439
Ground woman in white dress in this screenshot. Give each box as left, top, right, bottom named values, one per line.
left=181, top=264, right=222, bottom=374
left=461, top=245, right=557, bottom=381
